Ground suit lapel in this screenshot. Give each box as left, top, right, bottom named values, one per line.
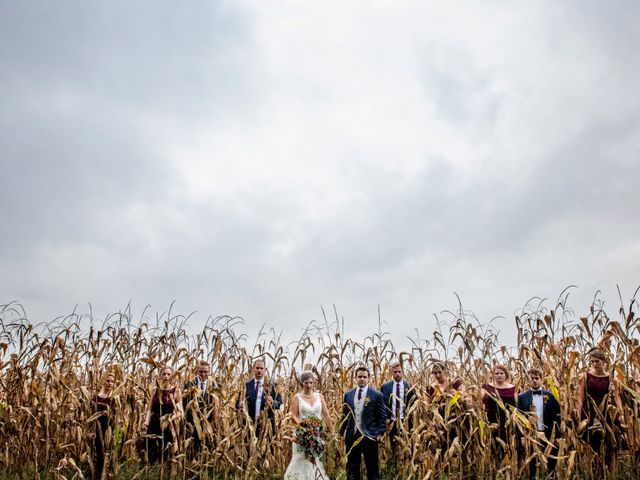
left=348, top=388, right=356, bottom=409
left=364, top=389, right=372, bottom=409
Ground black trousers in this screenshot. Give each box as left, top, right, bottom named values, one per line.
left=346, top=433, right=379, bottom=480
left=519, top=432, right=558, bottom=479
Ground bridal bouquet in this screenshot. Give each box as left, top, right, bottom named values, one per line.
left=295, top=416, right=327, bottom=465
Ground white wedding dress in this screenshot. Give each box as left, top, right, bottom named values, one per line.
left=284, top=393, right=328, bottom=480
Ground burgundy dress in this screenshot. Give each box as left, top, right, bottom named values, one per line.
left=482, top=384, right=516, bottom=444
left=147, top=387, right=177, bottom=463
left=429, top=379, right=467, bottom=448
left=580, top=373, right=619, bottom=452
left=92, top=395, right=114, bottom=478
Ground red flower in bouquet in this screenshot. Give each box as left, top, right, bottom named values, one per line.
left=295, top=416, right=327, bottom=465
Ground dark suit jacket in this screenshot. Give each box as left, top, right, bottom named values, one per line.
left=380, top=380, right=415, bottom=421
left=183, top=378, right=218, bottom=422
left=340, top=387, right=387, bottom=442
left=244, top=378, right=282, bottom=431
left=516, top=389, right=561, bottom=439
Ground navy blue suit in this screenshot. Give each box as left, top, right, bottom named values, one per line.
left=380, top=380, right=414, bottom=421
left=340, top=387, right=387, bottom=480
left=244, top=378, right=282, bottom=433
left=516, top=389, right=561, bottom=478
left=516, top=389, right=561, bottom=438
left=380, top=380, right=414, bottom=458
left=183, top=378, right=219, bottom=456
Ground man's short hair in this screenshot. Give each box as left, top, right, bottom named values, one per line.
left=355, top=365, right=370, bottom=376
left=390, top=362, right=402, bottom=370
left=253, top=358, right=265, bottom=367
left=528, top=367, right=543, bottom=378
left=198, top=360, right=210, bottom=368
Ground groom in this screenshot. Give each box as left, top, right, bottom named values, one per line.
left=340, top=366, right=387, bottom=480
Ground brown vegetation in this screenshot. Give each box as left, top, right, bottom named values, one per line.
left=0, top=289, right=639, bottom=479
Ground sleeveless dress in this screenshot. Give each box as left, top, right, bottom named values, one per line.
left=284, top=393, right=328, bottom=480
left=428, top=379, right=467, bottom=448
left=580, top=372, right=621, bottom=452
left=93, top=394, right=114, bottom=478
left=147, top=387, right=177, bottom=464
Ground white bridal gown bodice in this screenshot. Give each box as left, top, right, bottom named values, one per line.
left=284, top=393, right=328, bottom=480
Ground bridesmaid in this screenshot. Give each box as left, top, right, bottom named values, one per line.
left=576, top=350, right=626, bottom=475
left=428, top=362, right=465, bottom=397
left=142, top=366, right=183, bottom=464
left=428, top=362, right=469, bottom=453
left=482, top=364, right=517, bottom=452
left=92, top=371, right=116, bottom=479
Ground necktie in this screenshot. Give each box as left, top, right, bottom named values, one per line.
left=357, top=388, right=362, bottom=401
left=200, top=380, right=205, bottom=394
left=255, top=381, right=260, bottom=398
left=532, top=389, right=542, bottom=396
left=396, top=383, right=401, bottom=419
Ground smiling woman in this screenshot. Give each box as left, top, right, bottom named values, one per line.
left=284, top=370, right=333, bottom=480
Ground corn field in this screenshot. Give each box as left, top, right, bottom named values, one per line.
left=0, top=288, right=639, bottom=479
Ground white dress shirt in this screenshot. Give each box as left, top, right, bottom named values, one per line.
left=531, top=389, right=544, bottom=431
left=254, top=379, right=263, bottom=418
left=392, top=381, right=405, bottom=420
left=198, top=379, right=207, bottom=393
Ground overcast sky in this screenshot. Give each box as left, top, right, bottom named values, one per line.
left=1, top=1, right=639, bottom=347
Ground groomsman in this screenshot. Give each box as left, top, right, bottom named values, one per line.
left=340, top=366, right=387, bottom=480
left=183, top=361, right=218, bottom=457
left=381, top=362, right=415, bottom=456
left=516, top=368, right=561, bottom=479
left=242, top=358, right=282, bottom=436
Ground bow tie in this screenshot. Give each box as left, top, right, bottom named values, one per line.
left=531, top=389, right=542, bottom=396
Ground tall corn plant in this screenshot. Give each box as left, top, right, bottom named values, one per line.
left=0, top=290, right=639, bottom=479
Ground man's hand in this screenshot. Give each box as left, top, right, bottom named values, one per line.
left=265, top=396, right=274, bottom=407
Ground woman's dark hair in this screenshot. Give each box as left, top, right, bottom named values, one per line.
left=588, top=349, right=609, bottom=365
left=299, top=371, right=314, bottom=384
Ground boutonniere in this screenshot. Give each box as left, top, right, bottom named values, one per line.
left=543, top=395, right=549, bottom=403
left=364, top=397, right=371, bottom=406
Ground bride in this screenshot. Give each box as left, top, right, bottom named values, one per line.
left=284, top=371, right=334, bottom=480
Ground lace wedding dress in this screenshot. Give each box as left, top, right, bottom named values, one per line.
left=284, top=393, right=328, bottom=480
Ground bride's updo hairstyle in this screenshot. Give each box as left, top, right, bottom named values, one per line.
left=299, top=371, right=314, bottom=385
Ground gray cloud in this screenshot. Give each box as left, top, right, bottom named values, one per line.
left=1, top=1, right=638, bottom=346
